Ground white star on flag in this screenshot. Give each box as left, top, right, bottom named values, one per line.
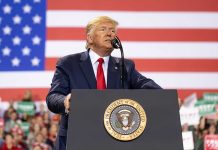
left=2, top=47, right=11, bottom=56
left=23, top=4, right=31, bottom=14
left=12, top=36, right=21, bottom=45
left=11, top=57, right=20, bottom=66
left=3, top=26, right=12, bottom=35
left=32, top=36, right=41, bottom=45
left=13, top=15, right=22, bottom=24
left=3, top=5, right=12, bottom=14
left=33, top=0, right=41, bottom=3
left=22, top=46, right=31, bottom=56
left=32, top=14, right=41, bottom=24
left=31, top=57, right=40, bottom=66
left=22, top=25, right=31, bottom=35
left=14, top=0, right=21, bottom=3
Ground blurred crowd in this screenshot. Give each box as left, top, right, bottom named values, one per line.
left=0, top=90, right=59, bottom=150
left=180, top=92, right=218, bottom=150
left=182, top=116, right=218, bottom=150
left=0, top=90, right=218, bottom=150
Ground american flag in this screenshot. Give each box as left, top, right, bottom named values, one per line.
left=0, top=0, right=218, bottom=101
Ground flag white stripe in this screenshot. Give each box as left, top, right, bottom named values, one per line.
left=46, top=41, right=218, bottom=59
left=146, top=72, right=218, bottom=89
left=0, top=72, right=218, bottom=89
left=47, top=11, right=218, bottom=29
left=0, top=72, right=54, bottom=88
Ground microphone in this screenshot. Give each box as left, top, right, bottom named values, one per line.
left=111, top=36, right=125, bottom=88
left=111, top=36, right=122, bottom=49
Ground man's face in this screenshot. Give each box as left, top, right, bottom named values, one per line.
left=88, top=22, right=116, bottom=53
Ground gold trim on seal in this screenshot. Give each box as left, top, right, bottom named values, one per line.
left=104, top=99, right=147, bottom=141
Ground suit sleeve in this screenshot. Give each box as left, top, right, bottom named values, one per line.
left=46, top=58, right=71, bottom=114
left=127, top=60, right=162, bottom=89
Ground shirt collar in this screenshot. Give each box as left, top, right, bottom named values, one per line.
left=89, top=49, right=109, bottom=65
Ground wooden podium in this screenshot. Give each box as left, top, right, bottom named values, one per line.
left=66, top=89, right=183, bottom=150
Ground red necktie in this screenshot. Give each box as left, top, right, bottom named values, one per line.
left=97, top=58, right=106, bottom=89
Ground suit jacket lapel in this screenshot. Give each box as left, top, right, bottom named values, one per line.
left=107, top=56, right=121, bottom=89
left=79, top=51, right=96, bottom=89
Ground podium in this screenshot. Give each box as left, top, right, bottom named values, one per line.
left=66, top=89, right=183, bottom=150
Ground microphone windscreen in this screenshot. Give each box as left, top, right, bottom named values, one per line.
left=111, top=37, right=120, bottom=49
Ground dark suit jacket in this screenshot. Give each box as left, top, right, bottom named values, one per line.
left=46, top=51, right=161, bottom=148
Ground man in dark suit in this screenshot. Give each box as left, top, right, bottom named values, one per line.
left=46, top=16, right=161, bottom=150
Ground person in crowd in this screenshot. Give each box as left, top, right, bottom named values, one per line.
left=12, top=127, right=28, bottom=150
left=4, top=110, right=18, bottom=133
left=208, top=122, right=217, bottom=135
left=0, top=133, right=22, bottom=150
left=3, top=102, right=15, bottom=122
left=0, top=128, right=4, bottom=148
left=42, top=112, right=50, bottom=129
left=22, top=90, right=33, bottom=102
left=45, top=124, right=58, bottom=149
left=32, top=133, right=51, bottom=150
left=27, top=123, right=40, bottom=148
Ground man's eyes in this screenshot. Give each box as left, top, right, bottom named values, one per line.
left=99, top=28, right=105, bottom=31
left=99, top=28, right=115, bottom=32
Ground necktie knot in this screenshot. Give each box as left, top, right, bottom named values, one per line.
left=97, top=58, right=104, bottom=64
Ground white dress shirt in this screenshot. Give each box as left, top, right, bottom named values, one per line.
left=89, top=49, right=109, bottom=86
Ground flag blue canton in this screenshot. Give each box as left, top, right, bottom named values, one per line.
left=0, top=0, right=46, bottom=71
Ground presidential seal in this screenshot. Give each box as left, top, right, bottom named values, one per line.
left=104, top=99, right=147, bottom=141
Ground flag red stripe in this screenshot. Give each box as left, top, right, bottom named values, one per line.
left=0, top=88, right=49, bottom=101
left=1, top=88, right=218, bottom=101
left=47, top=28, right=218, bottom=41
left=177, top=89, right=218, bottom=100
left=47, top=0, right=218, bottom=11
left=46, top=58, right=218, bottom=72
left=134, top=59, right=218, bottom=72
left=46, top=58, right=57, bottom=70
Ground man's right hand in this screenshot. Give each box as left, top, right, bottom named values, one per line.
left=64, top=94, right=71, bottom=114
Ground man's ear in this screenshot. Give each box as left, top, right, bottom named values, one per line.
left=87, top=33, right=93, bottom=44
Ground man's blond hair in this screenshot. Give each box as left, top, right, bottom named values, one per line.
left=85, top=16, right=118, bottom=49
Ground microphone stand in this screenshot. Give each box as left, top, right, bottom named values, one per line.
left=111, top=36, right=125, bottom=89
